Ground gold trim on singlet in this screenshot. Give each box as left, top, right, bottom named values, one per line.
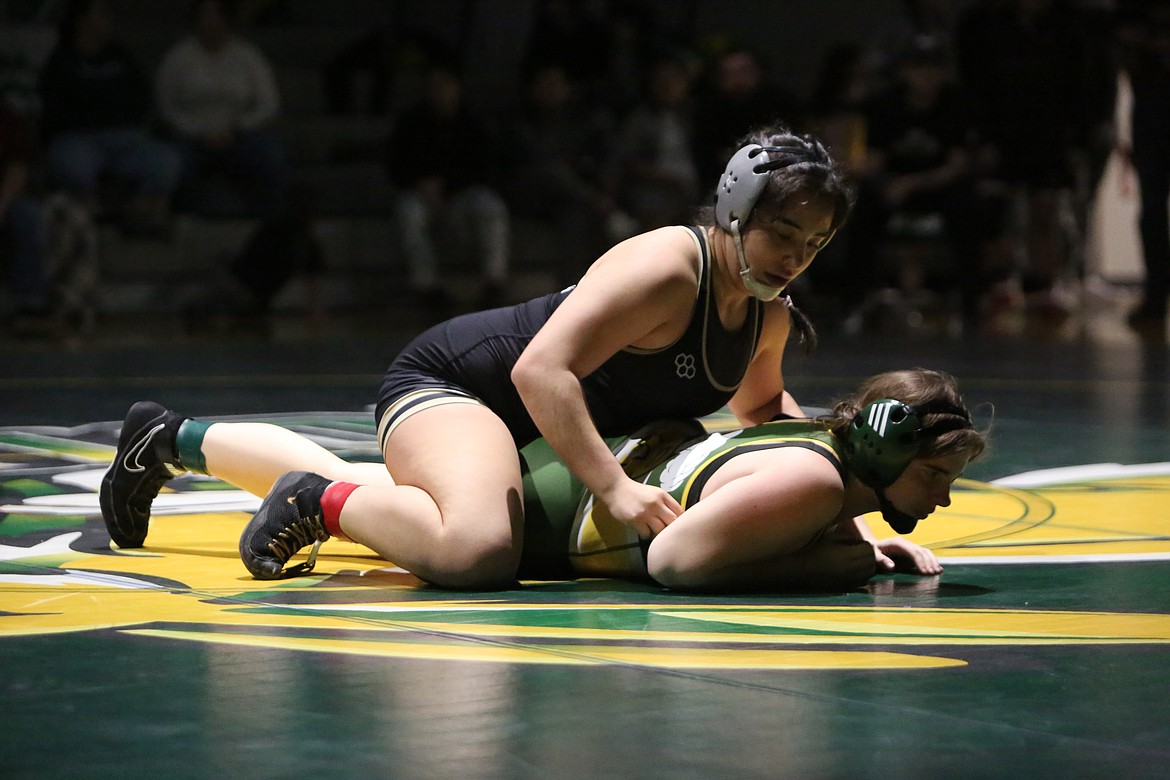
left=377, top=388, right=484, bottom=450
left=616, top=227, right=759, bottom=391
left=696, top=227, right=759, bottom=393
left=677, top=435, right=842, bottom=510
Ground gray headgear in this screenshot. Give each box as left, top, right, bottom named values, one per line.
left=714, top=144, right=820, bottom=231
left=713, top=143, right=821, bottom=301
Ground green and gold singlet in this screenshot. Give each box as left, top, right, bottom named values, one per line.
left=517, top=418, right=848, bottom=581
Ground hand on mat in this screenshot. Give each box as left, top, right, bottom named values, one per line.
left=601, top=479, right=683, bottom=539
left=874, top=537, right=943, bottom=576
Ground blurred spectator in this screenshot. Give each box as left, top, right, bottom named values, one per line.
left=182, top=186, right=326, bottom=337
left=805, top=42, right=873, bottom=175
left=228, top=188, right=325, bottom=322
left=323, top=26, right=452, bottom=119
left=0, top=30, right=47, bottom=117
left=523, top=0, right=659, bottom=118
left=384, top=60, right=511, bottom=314
left=1116, top=0, right=1170, bottom=334
left=0, top=95, right=53, bottom=332
left=322, top=24, right=395, bottom=117
left=900, top=0, right=963, bottom=37
left=690, top=45, right=803, bottom=189
left=842, top=35, right=1000, bottom=328
left=608, top=51, right=700, bottom=235
left=42, top=187, right=100, bottom=336
left=37, top=0, right=180, bottom=236
left=1071, top=0, right=1120, bottom=248
left=800, top=42, right=876, bottom=317
left=956, top=0, right=1110, bottom=318
left=502, top=61, right=624, bottom=283
left=155, top=0, right=289, bottom=216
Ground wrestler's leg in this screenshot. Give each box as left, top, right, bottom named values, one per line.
left=199, top=422, right=394, bottom=497
left=100, top=401, right=393, bottom=550
left=333, top=403, right=524, bottom=589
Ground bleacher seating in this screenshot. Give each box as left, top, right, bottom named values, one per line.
left=2, top=0, right=559, bottom=321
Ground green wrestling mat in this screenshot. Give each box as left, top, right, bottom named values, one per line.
left=2, top=411, right=1169, bottom=778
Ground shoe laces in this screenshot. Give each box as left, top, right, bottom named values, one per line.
left=267, top=488, right=330, bottom=575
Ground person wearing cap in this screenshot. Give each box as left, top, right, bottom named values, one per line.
left=101, top=123, right=857, bottom=589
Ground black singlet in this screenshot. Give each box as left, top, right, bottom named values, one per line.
left=377, top=226, right=765, bottom=446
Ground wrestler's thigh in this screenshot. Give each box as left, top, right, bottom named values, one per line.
left=384, top=403, right=524, bottom=537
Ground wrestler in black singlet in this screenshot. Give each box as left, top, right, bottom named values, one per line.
left=376, top=226, right=765, bottom=446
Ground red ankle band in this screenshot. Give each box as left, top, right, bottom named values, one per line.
left=320, top=481, right=360, bottom=541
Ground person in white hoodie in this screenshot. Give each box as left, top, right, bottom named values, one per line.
left=155, top=0, right=288, bottom=215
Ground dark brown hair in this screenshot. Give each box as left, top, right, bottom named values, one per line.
left=826, top=368, right=989, bottom=463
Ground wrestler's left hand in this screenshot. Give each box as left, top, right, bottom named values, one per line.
left=600, top=478, right=683, bottom=539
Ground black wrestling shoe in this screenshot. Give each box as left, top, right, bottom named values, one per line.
left=100, top=401, right=186, bottom=548
left=239, top=471, right=332, bottom=579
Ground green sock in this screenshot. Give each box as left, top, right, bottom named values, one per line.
left=175, top=419, right=213, bottom=475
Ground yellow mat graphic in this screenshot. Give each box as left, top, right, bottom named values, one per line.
left=2, top=417, right=1168, bottom=670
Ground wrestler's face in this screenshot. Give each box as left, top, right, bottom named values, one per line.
left=743, top=194, right=835, bottom=291
left=882, top=452, right=969, bottom=524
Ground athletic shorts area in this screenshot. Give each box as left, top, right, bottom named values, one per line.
left=375, top=384, right=485, bottom=451
left=374, top=294, right=566, bottom=450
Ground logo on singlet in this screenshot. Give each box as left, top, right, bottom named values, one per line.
left=674, top=353, right=696, bottom=379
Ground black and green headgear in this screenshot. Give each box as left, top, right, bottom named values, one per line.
left=845, top=398, right=972, bottom=533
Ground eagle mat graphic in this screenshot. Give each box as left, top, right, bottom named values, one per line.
left=3, top=413, right=1169, bottom=671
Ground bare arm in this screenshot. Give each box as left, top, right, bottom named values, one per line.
left=511, top=227, right=700, bottom=537
left=645, top=448, right=871, bottom=591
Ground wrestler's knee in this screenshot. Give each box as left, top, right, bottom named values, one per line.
left=421, top=533, right=522, bottom=590
left=421, top=491, right=524, bottom=589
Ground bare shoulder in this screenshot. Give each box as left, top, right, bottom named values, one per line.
left=760, top=445, right=843, bottom=492
left=705, top=442, right=844, bottom=501
left=536, top=227, right=705, bottom=352
left=583, top=226, right=702, bottom=288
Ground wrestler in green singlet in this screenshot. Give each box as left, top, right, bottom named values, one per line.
left=517, top=418, right=848, bottom=581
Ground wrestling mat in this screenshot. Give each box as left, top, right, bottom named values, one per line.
left=3, top=412, right=1169, bottom=778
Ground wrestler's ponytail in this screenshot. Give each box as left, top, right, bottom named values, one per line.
left=785, top=295, right=817, bottom=353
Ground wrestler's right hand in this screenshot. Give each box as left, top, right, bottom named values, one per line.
left=599, top=478, right=683, bottom=539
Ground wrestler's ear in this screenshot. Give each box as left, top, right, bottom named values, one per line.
left=845, top=399, right=921, bottom=488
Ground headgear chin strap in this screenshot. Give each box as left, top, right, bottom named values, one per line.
left=877, top=492, right=921, bottom=535
left=729, top=218, right=784, bottom=301
left=715, top=143, right=821, bottom=302
left=844, top=398, right=972, bottom=534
